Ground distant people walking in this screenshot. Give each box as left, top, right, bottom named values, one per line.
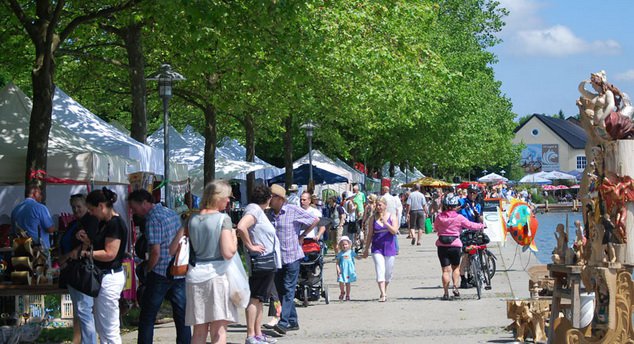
left=286, top=184, right=300, bottom=206
left=336, top=236, right=357, bottom=301
left=84, top=188, right=128, bottom=344
left=129, top=189, right=191, bottom=344
left=236, top=184, right=281, bottom=344
left=434, top=193, right=485, bottom=300
left=406, top=184, right=428, bottom=246
left=178, top=181, right=238, bottom=344
left=267, top=185, right=319, bottom=335
left=362, top=196, right=399, bottom=302
left=328, top=196, right=347, bottom=255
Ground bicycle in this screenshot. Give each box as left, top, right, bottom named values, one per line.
left=461, top=230, right=496, bottom=299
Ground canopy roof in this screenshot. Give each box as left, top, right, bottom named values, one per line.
left=518, top=172, right=553, bottom=184
left=478, top=173, right=509, bottom=183
left=402, top=177, right=452, bottom=188
left=333, top=157, right=365, bottom=184
left=0, top=83, right=131, bottom=184
left=217, top=136, right=284, bottom=180
left=269, top=164, right=349, bottom=185
left=292, top=150, right=353, bottom=183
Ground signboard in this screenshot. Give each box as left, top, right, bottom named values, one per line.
left=520, top=144, right=560, bottom=172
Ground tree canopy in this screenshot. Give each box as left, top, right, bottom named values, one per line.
left=1, top=0, right=519, bottom=184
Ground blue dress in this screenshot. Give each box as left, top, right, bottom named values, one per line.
left=336, top=249, right=357, bottom=283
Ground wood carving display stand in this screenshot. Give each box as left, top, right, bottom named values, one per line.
left=548, top=264, right=583, bottom=343
left=549, top=267, right=634, bottom=343
left=507, top=298, right=551, bottom=343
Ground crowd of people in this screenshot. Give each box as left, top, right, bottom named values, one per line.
left=9, top=180, right=533, bottom=344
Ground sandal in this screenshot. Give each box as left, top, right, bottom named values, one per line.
left=441, top=294, right=450, bottom=301
left=378, top=295, right=386, bottom=302
left=453, top=288, right=460, bottom=297
left=345, top=296, right=350, bottom=301
left=339, top=293, right=345, bottom=301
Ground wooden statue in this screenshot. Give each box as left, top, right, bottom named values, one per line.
left=573, top=220, right=587, bottom=265
left=506, top=299, right=550, bottom=343
left=553, top=223, right=568, bottom=264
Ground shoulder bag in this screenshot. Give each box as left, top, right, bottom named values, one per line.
left=250, top=234, right=277, bottom=272
left=169, top=227, right=190, bottom=277
left=68, top=246, right=103, bottom=297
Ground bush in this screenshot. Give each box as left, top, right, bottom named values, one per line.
left=531, top=192, right=544, bottom=204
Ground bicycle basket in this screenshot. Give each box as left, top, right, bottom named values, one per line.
left=460, top=230, right=490, bottom=246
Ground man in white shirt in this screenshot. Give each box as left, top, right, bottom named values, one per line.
left=300, top=191, right=326, bottom=240
left=406, top=184, right=428, bottom=246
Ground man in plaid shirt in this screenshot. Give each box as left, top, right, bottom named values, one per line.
left=267, top=185, right=319, bottom=335
left=129, top=189, right=190, bottom=344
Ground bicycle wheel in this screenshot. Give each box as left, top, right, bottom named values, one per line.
left=470, top=255, right=482, bottom=299
left=485, top=249, right=497, bottom=279
left=478, top=250, right=490, bottom=287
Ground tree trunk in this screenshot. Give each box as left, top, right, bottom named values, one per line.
left=25, top=38, right=55, bottom=198
left=245, top=113, right=256, bottom=201
left=124, top=23, right=147, bottom=143
left=283, top=114, right=293, bottom=190
left=203, top=104, right=217, bottom=185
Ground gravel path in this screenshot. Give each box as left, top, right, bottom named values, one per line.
left=122, top=232, right=539, bottom=343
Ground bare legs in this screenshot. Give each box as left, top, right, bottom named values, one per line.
left=441, top=264, right=461, bottom=297
left=245, top=298, right=264, bottom=338
left=338, top=282, right=352, bottom=300
left=192, top=320, right=230, bottom=344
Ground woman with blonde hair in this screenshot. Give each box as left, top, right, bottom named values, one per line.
left=171, top=180, right=238, bottom=344
left=362, top=196, right=399, bottom=302
left=362, top=194, right=378, bottom=245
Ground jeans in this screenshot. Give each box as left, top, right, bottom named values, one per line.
left=68, top=286, right=97, bottom=344
left=137, top=272, right=190, bottom=344
left=274, top=259, right=300, bottom=328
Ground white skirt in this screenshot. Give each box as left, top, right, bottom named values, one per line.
left=185, top=274, right=238, bottom=325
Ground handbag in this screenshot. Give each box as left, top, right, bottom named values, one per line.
left=250, top=233, right=277, bottom=272
left=169, top=227, right=190, bottom=277
left=68, top=246, right=103, bottom=297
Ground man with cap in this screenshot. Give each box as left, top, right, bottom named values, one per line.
left=268, top=184, right=319, bottom=335
left=286, top=184, right=300, bottom=206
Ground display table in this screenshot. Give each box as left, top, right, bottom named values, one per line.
left=0, top=284, right=67, bottom=297
left=547, top=264, right=582, bottom=343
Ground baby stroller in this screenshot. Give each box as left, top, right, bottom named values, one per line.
left=295, top=239, right=330, bottom=306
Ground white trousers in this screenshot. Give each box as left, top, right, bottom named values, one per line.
left=372, top=253, right=395, bottom=283
left=94, top=270, right=125, bottom=344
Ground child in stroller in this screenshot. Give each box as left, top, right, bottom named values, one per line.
left=296, top=237, right=330, bottom=306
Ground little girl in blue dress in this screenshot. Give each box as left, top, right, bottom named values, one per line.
left=336, top=236, right=357, bottom=301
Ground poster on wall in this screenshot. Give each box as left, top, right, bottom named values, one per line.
left=541, top=144, right=560, bottom=171
left=520, top=144, right=560, bottom=172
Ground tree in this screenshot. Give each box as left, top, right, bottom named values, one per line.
left=3, top=0, right=138, bottom=195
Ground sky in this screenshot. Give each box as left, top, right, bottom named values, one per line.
left=489, top=0, right=634, bottom=119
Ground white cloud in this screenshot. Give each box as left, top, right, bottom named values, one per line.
left=511, top=25, right=620, bottom=57
left=615, top=70, right=634, bottom=81
left=497, top=0, right=621, bottom=57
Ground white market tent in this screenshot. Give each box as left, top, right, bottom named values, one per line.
left=478, top=173, right=508, bottom=183
left=52, top=87, right=188, bottom=181
left=541, top=170, right=577, bottom=181
left=519, top=172, right=553, bottom=184
left=147, top=127, right=268, bottom=200
left=333, top=157, right=365, bottom=185
left=0, top=83, right=132, bottom=222
left=217, top=137, right=284, bottom=181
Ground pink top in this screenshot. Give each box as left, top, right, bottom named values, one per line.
left=433, top=210, right=485, bottom=247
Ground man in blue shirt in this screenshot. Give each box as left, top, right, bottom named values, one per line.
left=459, top=186, right=482, bottom=223
left=11, top=183, right=55, bottom=249
left=129, top=189, right=190, bottom=344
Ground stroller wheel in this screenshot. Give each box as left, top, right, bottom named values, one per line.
left=323, top=285, right=330, bottom=304
left=302, top=287, right=309, bottom=307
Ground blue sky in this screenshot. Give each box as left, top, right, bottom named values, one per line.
left=490, top=0, right=634, bottom=119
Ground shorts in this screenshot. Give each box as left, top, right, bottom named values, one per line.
left=248, top=271, right=276, bottom=302
left=409, top=210, right=426, bottom=229
left=437, top=246, right=462, bottom=267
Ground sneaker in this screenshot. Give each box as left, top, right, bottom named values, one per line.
left=272, top=324, right=287, bottom=335
left=286, top=324, right=300, bottom=331
left=245, top=337, right=264, bottom=344
left=460, top=276, right=469, bottom=289
left=256, top=334, right=278, bottom=343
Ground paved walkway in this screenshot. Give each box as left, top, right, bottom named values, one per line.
left=122, top=232, right=541, bottom=344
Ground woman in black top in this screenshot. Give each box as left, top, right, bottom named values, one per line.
left=82, top=187, right=128, bottom=344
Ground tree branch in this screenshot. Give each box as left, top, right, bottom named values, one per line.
left=55, top=48, right=128, bottom=67
left=58, top=0, right=139, bottom=44
left=174, top=89, right=207, bottom=112
left=5, top=0, right=37, bottom=40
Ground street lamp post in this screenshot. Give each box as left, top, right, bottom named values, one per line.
left=482, top=169, right=488, bottom=176
left=432, top=163, right=438, bottom=179
left=147, top=64, right=185, bottom=208
left=300, top=120, right=318, bottom=192
left=500, top=169, right=506, bottom=176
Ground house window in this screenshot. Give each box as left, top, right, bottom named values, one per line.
left=576, top=155, right=587, bottom=170
left=531, top=128, right=539, bottom=136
